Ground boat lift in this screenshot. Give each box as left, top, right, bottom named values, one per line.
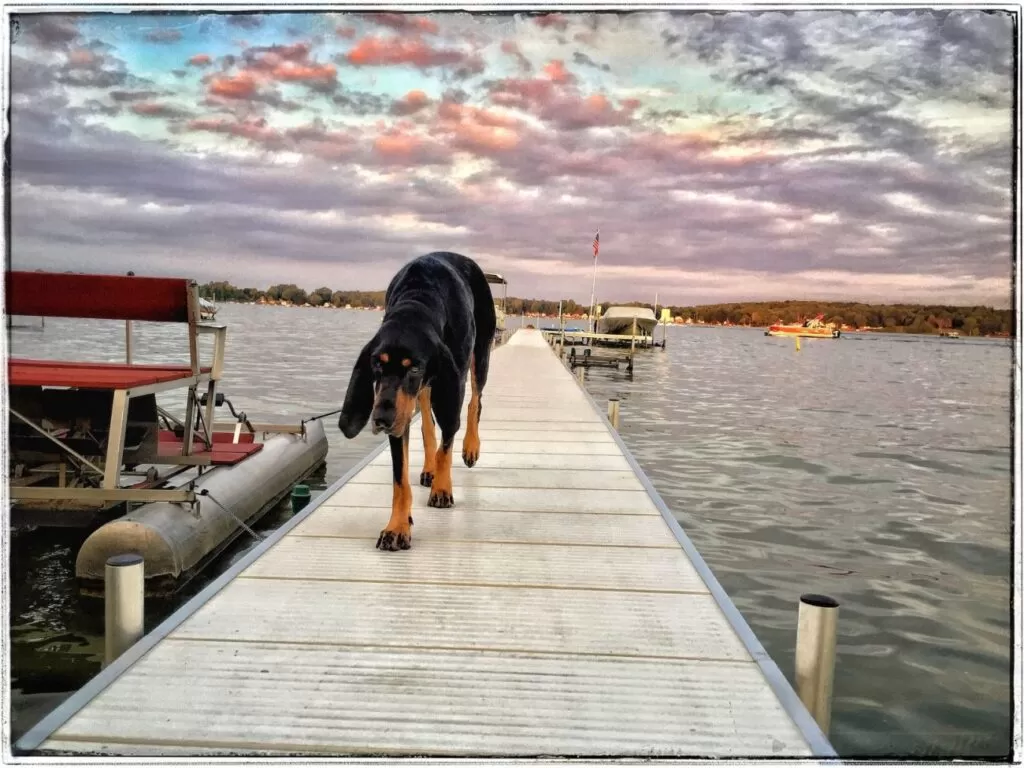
left=483, top=271, right=508, bottom=340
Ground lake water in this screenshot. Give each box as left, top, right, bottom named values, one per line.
left=8, top=305, right=1014, bottom=757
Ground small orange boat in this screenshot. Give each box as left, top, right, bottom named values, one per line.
left=764, top=314, right=841, bottom=339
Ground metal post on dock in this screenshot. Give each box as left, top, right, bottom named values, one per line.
left=607, top=398, right=620, bottom=430
left=794, top=593, right=839, bottom=734
left=104, top=554, right=145, bottom=667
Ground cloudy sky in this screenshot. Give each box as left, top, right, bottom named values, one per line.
left=9, top=8, right=1015, bottom=307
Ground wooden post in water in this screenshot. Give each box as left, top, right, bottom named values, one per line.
left=607, top=398, right=620, bottom=430
left=795, top=593, right=839, bottom=734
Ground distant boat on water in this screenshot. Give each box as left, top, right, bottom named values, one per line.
left=764, top=314, right=840, bottom=339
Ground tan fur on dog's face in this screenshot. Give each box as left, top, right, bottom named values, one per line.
left=369, top=350, right=424, bottom=436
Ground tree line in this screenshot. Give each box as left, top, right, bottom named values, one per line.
left=200, top=281, right=387, bottom=309
left=659, top=300, right=1013, bottom=336
left=198, top=282, right=1013, bottom=336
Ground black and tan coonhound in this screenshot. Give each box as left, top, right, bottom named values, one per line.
left=338, top=251, right=497, bottom=551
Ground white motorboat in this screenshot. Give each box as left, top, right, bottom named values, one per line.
left=598, top=305, right=657, bottom=336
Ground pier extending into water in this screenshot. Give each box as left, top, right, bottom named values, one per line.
left=16, top=328, right=837, bottom=758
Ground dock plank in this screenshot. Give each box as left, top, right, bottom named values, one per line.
left=353, top=466, right=646, bottom=491
left=323, top=483, right=660, bottom=515
left=174, top=579, right=753, bottom=660
left=291, top=507, right=685, bottom=547
left=242, top=537, right=708, bottom=592
left=43, top=642, right=809, bottom=757
left=31, top=328, right=832, bottom=758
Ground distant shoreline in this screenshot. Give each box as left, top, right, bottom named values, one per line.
left=206, top=299, right=1012, bottom=339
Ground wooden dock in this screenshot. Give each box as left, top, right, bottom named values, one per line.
left=17, top=329, right=836, bottom=758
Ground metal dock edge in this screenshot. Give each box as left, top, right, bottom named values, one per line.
left=13, top=439, right=392, bottom=757
left=564, top=344, right=839, bottom=760
left=15, top=328, right=840, bottom=759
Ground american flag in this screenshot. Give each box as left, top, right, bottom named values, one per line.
left=592, top=230, right=600, bottom=258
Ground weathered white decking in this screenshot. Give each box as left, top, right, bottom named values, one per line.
left=23, top=329, right=835, bottom=758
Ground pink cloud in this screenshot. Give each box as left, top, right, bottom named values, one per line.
left=391, top=89, right=431, bottom=116
left=363, top=13, right=440, bottom=35
left=543, top=59, right=575, bottom=85
left=207, top=71, right=260, bottom=99
left=345, top=36, right=468, bottom=69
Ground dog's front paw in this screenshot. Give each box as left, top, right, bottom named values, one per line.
left=419, top=470, right=433, bottom=487
left=428, top=488, right=454, bottom=508
left=376, top=527, right=411, bottom=551
left=462, top=434, right=480, bottom=468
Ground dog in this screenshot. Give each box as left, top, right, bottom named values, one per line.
left=338, top=251, right=497, bottom=551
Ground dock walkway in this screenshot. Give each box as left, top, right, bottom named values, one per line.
left=18, top=329, right=836, bottom=758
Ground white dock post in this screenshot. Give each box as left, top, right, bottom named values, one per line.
left=795, top=593, right=839, bottom=734
left=607, top=398, right=620, bottom=430
left=105, top=554, right=145, bottom=666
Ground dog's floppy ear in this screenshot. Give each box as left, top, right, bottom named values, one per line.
left=338, top=340, right=374, bottom=438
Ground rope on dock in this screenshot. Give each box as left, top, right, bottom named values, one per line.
left=198, top=489, right=265, bottom=542
left=301, top=407, right=343, bottom=426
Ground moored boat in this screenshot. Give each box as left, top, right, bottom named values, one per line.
left=198, top=296, right=218, bottom=320
left=598, top=305, right=658, bottom=336
left=764, top=314, right=840, bottom=338
left=6, top=269, right=329, bottom=595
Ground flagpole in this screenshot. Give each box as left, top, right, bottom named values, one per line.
left=589, top=229, right=599, bottom=334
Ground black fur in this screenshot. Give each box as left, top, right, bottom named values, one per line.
left=338, top=251, right=496, bottom=521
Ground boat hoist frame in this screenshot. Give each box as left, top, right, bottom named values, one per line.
left=483, top=271, right=508, bottom=315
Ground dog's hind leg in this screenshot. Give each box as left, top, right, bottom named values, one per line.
left=462, top=354, right=482, bottom=468
left=418, top=387, right=436, bottom=487
left=462, top=315, right=494, bottom=467
left=463, top=269, right=495, bottom=468
left=377, top=427, right=412, bottom=551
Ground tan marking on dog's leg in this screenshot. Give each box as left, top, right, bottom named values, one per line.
left=428, top=442, right=454, bottom=508
left=462, top=355, right=481, bottom=468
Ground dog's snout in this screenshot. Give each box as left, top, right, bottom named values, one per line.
left=371, top=398, right=396, bottom=434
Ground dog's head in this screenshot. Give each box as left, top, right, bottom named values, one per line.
left=338, top=321, right=450, bottom=439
